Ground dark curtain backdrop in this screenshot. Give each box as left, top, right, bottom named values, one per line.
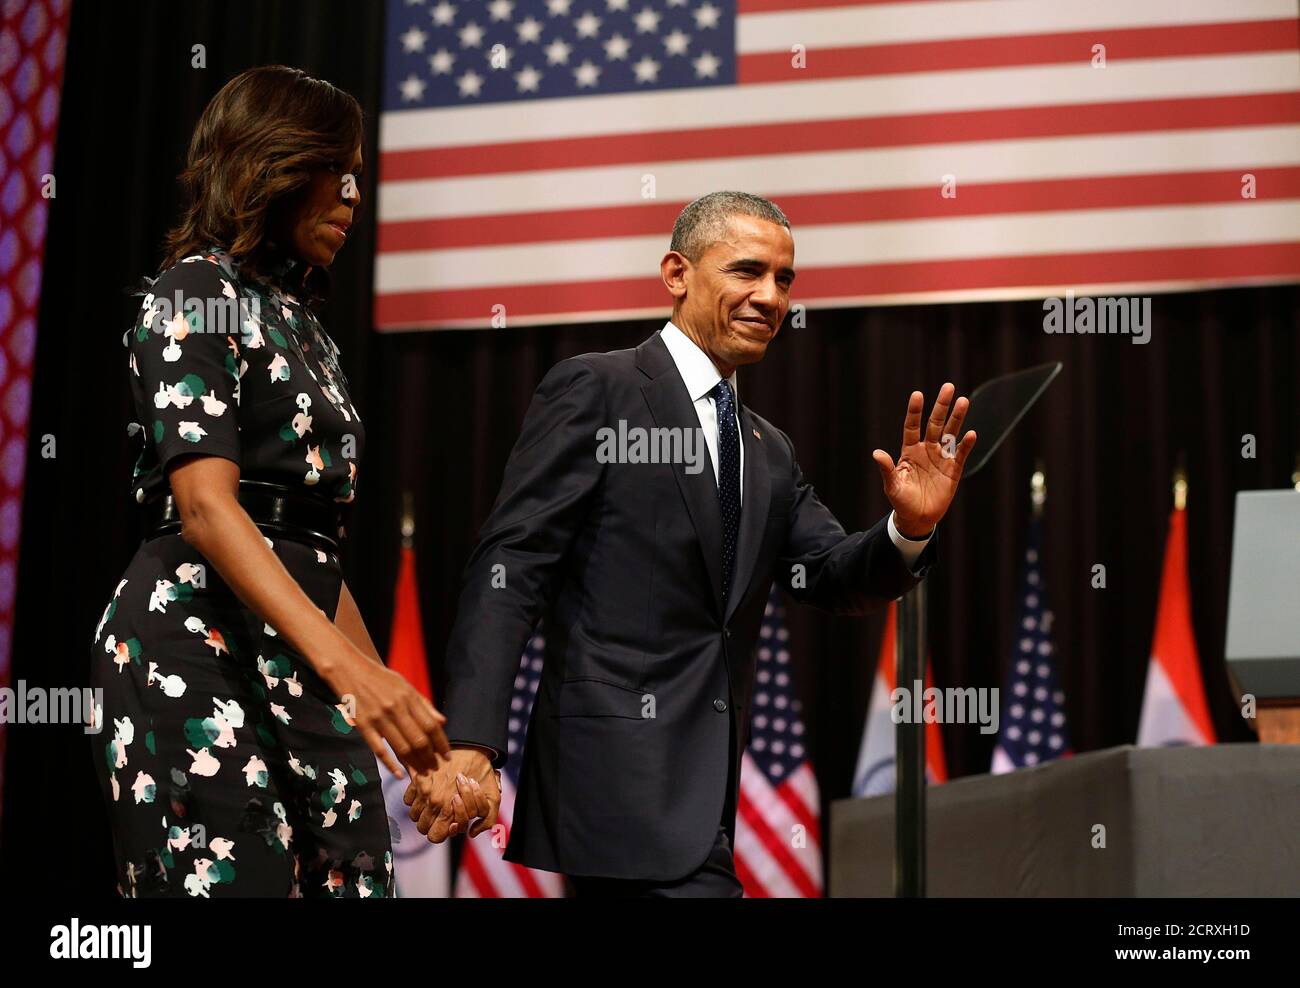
left=3, top=1, right=1298, bottom=896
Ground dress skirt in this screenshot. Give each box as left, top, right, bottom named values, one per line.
left=89, top=530, right=394, bottom=898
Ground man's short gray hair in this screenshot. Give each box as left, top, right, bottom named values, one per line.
left=669, top=191, right=790, bottom=262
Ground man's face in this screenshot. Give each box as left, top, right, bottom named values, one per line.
left=667, top=213, right=796, bottom=372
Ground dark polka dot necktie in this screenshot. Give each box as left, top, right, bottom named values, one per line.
left=711, top=379, right=741, bottom=605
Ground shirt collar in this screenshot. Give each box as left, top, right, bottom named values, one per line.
left=660, top=321, right=739, bottom=404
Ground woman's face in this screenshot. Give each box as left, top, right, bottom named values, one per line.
left=279, top=144, right=363, bottom=268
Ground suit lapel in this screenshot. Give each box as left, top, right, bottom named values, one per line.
left=726, top=405, right=771, bottom=623
left=638, top=334, right=725, bottom=615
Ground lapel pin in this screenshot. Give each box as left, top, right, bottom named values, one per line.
left=753, top=429, right=761, bottom=440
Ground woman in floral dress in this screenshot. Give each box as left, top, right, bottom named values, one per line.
left=90, top=65, right=450, bottom=898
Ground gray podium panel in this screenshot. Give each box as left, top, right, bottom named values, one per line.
left=830, top=744, right=1300, bottom=896
left=1225, top=489, right=1300, bottom=698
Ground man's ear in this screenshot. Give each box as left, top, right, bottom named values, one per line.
left=660, top=250, right=689, bottom=304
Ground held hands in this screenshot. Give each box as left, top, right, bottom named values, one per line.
left=872, top=382, right=977, bottom=538
left=404, top=747, right=502, bottom=843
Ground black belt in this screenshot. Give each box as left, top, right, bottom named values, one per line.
left=142, top=479, right=342, bottom=552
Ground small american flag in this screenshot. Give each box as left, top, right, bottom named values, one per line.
left=377, top=0, right=1300, bottom=329
left=453, top=626, right=565, bottom=897
left=991, top=514, right=1072, bottom=773
left=734, top=586, right=822, bottom=897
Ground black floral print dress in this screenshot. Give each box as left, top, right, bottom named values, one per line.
left=89, top=245, right=393, bottom=898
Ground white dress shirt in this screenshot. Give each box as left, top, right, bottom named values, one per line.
left=659, top=321, right=932, bottom=572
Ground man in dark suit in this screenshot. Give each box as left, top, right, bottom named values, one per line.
left=404, top=191, right=976, bottom=896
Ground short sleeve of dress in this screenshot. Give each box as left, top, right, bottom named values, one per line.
left=128, top=256, right=243, bottom=474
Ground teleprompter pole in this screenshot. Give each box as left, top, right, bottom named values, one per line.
left=894, top=580, right=927, bottom=897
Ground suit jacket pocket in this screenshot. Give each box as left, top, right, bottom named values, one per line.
left=556, top=677, right=654, bottom=719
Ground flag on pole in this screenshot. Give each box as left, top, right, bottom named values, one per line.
left=454, top=627, right=566, bottom=897
left=1138, top=501, right=1216, bottom=746
left=992, top=513, right=1073, bottom=772
left=379, top=540, right=452, bottom=897
left=377, top=0, right=1300, bottom=329
left=851, top=600, right=947, bottom=797
left=733, top=587, right=822, bottom=897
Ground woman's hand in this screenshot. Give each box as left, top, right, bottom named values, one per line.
left=318, top=645, right=451, bottom=777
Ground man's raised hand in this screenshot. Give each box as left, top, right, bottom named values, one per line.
left=872, top=382, right=976, bottom=538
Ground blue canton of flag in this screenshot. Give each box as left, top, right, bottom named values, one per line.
left=748, top=589, right=809, bottom=782
left=505, top=625, right=546, bottom=781
left=384, top=0, right=736, bottom=109
left=991, top=515, right=1072, bottom=773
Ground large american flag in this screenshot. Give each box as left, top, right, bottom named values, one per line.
left=991, top=513, right=1073, bottom=772
left=376, top=0, right=1300, bottom=330
left=456, top=587, right=822, bottom=895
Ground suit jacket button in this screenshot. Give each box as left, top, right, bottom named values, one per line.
left=714, top=698, right=728, bottom=713
left=724, top=629, right=732, bottom=639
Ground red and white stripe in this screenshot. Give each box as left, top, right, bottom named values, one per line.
left=454, top=775, right=567, bottom=898
left=376, top=0, right=1300, bottom=329
left=734, top=753, right=823, bottom=897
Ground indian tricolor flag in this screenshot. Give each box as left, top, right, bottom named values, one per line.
left=852, top=601, right=948, bottom=797
left=1137, top=503, right=1217, bottom=747
left=379, top=538, right=452, bottom=896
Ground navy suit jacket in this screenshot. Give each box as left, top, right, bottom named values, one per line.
left=442, top=331, right=937, bottom=880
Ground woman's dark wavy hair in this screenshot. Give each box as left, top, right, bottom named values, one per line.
left=159, top=65, right=363, bottom=300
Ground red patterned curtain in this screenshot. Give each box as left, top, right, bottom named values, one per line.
left=0, top=0, right=71, bottom=820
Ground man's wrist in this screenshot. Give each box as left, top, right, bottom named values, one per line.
left=451, top=742, right=500, bottom=766
left=891, top=511, right=934, bottom=541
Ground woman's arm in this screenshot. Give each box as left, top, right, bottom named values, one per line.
left=334, top=578, right=382, bottom=664
left=168, top=454, right=449, bottom=775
